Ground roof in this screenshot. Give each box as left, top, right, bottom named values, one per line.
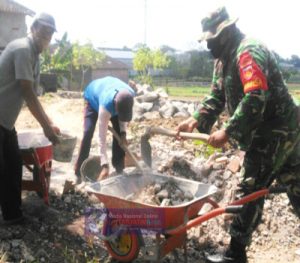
left=95, top=56, right=129, bottom=70
left=0, top=0, right=35, bottom=16
left=98, top=47, right=134, bottom=60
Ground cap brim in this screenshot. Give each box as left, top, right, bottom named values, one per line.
left=198, top=17, right=238, bottom=42
left=38, top=21, right=57, bottom=32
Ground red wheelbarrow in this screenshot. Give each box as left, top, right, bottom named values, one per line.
left=18, top=131, right=53, bottom=205
left=87, top=172, right=286, bottom=262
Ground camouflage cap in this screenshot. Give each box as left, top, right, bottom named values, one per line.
left=198, top=7, right=238, bottom=42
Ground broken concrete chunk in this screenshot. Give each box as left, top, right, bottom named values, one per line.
left=227, top=156, right=241, bottom=173
left=184, top=190, right=193, bottom=200
left=160, top=198, right=171, bottom=206
left=215, top=156, right=229, bottom=163
left=157, top=189, right=169, bottom=199
left=175, top=189, right=184, bottom=200
left=153, top=183, right=162, bottom=194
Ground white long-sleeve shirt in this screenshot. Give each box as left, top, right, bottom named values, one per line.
left=98, top=106, right=127, bottom=165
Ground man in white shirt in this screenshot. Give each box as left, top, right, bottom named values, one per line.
left=74, top=76, right=135, bottom=182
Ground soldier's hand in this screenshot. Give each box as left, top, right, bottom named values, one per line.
left=208, top=129, right=229, bottom=148
left=176, top=117, right=198, bottom=139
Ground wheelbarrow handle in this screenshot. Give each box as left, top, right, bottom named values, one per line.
left=165, top=187, right=286, bottom=236
left=149, top=127, right=209, bottom=142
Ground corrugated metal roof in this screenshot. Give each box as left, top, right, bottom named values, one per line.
left=95, top=56, right=129, bottom=70
left=98, top=48, right=134, bottom=59
left=0, top=0, right=35, bottom=16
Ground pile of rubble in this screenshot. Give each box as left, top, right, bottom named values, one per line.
left=126, top=180, right=194, bottom=206
left=133, top=84, right=198, bottom=120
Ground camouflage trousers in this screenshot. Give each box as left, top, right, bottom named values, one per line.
left=230, top=126, right=300, bottom=246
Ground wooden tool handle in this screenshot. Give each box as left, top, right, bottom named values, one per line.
left=108, top=126, right=144, bottom=171
left=149, top=127, right=209, bottom=142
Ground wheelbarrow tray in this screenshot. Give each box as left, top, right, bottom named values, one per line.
left=18, top=130, right=53, bottom=205
left=88, top=173, right=218, bottom=231
left=18, top=130, right=52, bottom=166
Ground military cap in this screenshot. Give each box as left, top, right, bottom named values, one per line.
left=198, top=6, right=238, bottom=42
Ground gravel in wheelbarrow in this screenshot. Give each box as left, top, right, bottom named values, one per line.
left=86, top=172, right=219, bottom=262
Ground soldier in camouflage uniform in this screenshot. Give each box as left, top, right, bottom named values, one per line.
left=177, top=6, right=300, bottom=263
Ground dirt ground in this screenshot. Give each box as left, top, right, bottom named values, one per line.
left=0, top=92, right=299, bottom=263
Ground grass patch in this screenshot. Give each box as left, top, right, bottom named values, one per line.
left=288, top=83, right=300, bottom=100
left=164, top=86, right=210, bottom=98
left=159, top=83, right=300, bottom=100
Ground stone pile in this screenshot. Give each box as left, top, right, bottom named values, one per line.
left=133, top=84, right=198, bottom=121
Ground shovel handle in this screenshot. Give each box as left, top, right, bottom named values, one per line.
left=149, top=127, right=209, bottom=142
left=108, top=126, right=144, bottom=171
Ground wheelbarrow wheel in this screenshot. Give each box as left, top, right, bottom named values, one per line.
left=102, top=218, right=141, bottom=262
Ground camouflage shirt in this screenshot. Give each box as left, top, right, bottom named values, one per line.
left=194, top=35, right=299, bottom=150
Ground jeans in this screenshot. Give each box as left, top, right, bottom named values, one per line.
left=74, top=101, right=125, bottom=177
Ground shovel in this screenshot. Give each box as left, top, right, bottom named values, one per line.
left=108, top=126, right=145, bottom=172
left=141, top=126, right=209, bottom=167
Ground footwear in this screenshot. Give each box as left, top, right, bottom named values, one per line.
left=206, top=239, right=247, bottom=263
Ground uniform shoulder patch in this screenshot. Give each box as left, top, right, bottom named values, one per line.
left=238, top=51, right=268, bottom=93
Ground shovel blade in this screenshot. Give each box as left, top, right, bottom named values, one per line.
left=140, top=133, right=152, bottom=168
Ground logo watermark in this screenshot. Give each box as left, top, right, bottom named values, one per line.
left=84, top=207, right=165, bottom=239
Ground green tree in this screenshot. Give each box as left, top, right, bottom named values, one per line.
left=133, top=45, right=170, bottom=85
left=40, top=32, right=73, bottom=84
left=72, top=41, right=105, bottom=90
left=290, top=55, right=300, bottom=68
left=188, top=50, right=214, bottom=80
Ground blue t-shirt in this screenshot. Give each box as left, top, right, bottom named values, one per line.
left=84, top=76, right=135, bottom=116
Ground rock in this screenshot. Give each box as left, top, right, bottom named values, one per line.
left=143, top=111, right=161, bottom=120
left=215, top=156, right=229, bottom=163
left=184, top=190, right=193, bottom=200
left=153, top=183, right=162, bottom=193
left=11, top=240, right=21, bottom=248
left=174, top=110, right=190, bottom=118
left=212, top=162, right=225, bottom=170
left=140, top=102, right=154, bottom=112
left=159, top=103, right=177, bottom=118
left=157, top=189, right=169, bottom=199
left=160, top=198, right=171, bottom=206
left=227, top=156, right=241, bottom=173
left=223, top=170, right=232, bottom=180
left=175, top=189, right=184, bottom=199
left=155, top=88, right=168, bottom=98
left=136, top=92, right=159, bottom=103
left=64, top=195, right=72, bottom=203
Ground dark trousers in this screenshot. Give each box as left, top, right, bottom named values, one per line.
left=75, top=101, right=125, bottom=177
left=230, top=133, right=300, bottom=246
left=0, top=126, right=23, bottom=220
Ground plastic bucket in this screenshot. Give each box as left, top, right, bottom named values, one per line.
left=53, top=132, right=77, bottom=162
left=80, top=155, right=102, bottom=182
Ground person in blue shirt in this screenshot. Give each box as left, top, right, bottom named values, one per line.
left=74, top=76, right=135, bottom=182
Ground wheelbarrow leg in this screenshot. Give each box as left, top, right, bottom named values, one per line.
left=183, top=240, right=188, bottom=263
left=155, top=233, right=161, bottom=263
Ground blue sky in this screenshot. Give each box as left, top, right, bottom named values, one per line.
left=17, top=0, right=300, bottom=59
